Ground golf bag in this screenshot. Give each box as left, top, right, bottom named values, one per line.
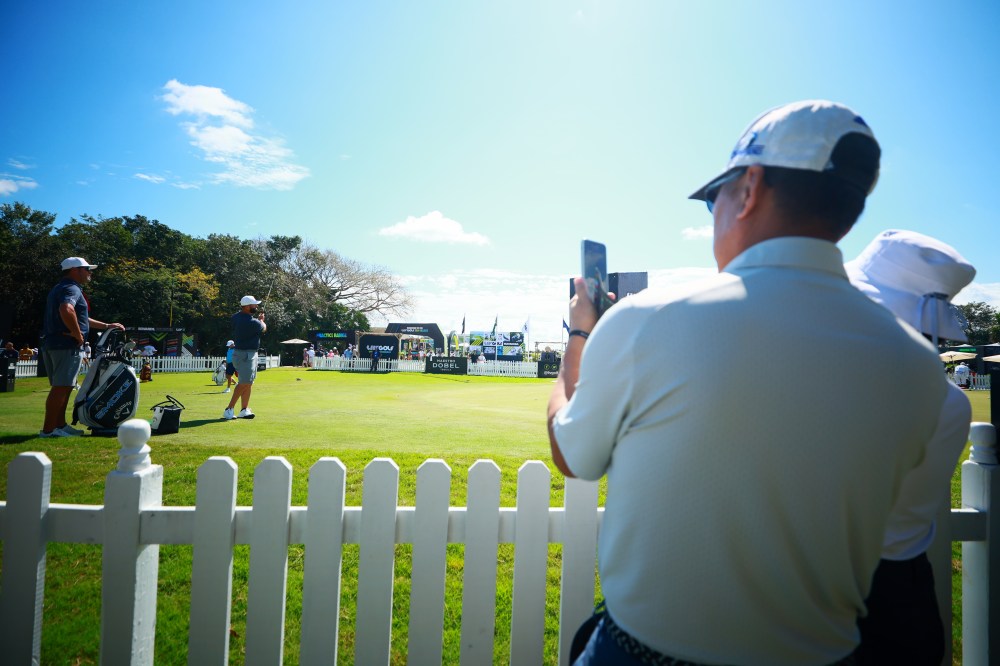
left=212, top=361, right=227, bottom=386
left=72, top=328, right=139, bottom=431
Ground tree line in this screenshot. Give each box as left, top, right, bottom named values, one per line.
left=0, top=202, right=412, bottom=355
left=955, top=302, right=1000, bottom=347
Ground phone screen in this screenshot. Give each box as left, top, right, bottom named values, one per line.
left=581, top=239, right=612, bottom=316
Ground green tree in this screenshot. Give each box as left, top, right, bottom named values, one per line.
left=956, top=302, right=999, bottom=346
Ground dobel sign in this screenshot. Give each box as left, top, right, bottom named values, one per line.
left=425, top=357, right=468, bottom=375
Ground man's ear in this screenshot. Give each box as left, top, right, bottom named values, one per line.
left=734, top=165, right=767, bottom=221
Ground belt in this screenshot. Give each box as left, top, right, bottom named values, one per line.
left=602, top=612, right=858, bottom=666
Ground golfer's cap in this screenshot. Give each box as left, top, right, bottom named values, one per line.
left=689, top=100, right=881, bottom=201
left=226, top=340, right=235, bottom=347
left=61, top=257, right=98, bottom=270
left=846, top=229, right=975, bottom=342
left=240, top=295, right=262, bottom=306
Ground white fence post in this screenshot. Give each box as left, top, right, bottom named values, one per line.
left=245, top=457, right=293, bottom=666
left=354, top=458, right=400, bottom=665
left=963, top=422, right=1000, bottom=665
left=510, top=461, right=551, bottom=665
left=460, top=460, right=501, bottom=665
left=100, top=419, right=163, bottom=666
left=407, top=460, right=452, bottom=664
left=300, top=457, right=348, bottom=665
left=188, top=457, right=239, bottom=665
left=558, top=478, right=600, bottom=666
left=0, top=452, right=52, bottom=664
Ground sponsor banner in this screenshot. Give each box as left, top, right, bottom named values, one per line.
left=359, top=333, right=400, bottom=359
left=538, top=359, right=561, bottom=378
left=425, top=357, right=468, bottom=375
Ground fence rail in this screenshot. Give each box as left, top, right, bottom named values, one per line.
left=11, top=355, right=281, bottom=379
left=1, top=421, right=998, bottom=664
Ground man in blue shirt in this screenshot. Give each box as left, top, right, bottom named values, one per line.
left=41, top=257, right=124, bottom=437
left=223, top=295, right=267, bottom=420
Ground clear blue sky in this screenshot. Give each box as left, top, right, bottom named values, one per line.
left=3, top=1, right=998, bottom=344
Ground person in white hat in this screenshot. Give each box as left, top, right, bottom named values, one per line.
left=846, top=229, right=975, bottom=664
left=223, top=339, right=237, bottom=393
left=549, top=101, right=950, bottom=665
left=40, top=257, right=125, bottom=437
left=223, top=296, right=266, bottom=420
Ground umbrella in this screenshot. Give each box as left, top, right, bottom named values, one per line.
left=982, top=355, right=1000, bottom=363
left=940, top=351, right=977, bottom=362
left=280, top=338, right=311, bottom=344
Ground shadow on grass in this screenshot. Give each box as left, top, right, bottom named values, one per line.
left=0, top=434, right=43, bottom=445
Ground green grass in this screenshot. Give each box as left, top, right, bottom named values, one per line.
left=0, top=368, right=597, bottom=665
left=0, top=370, right=988, bottom=664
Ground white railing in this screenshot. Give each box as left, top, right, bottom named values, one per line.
left=949, top=374, right=991, bottom=391
left=7, top=356, right=280, bottom=380
left=468, top=360, right=539, bottom=378
left=0, top=419, right=600, bottom=665
left=2, top=421, right=998, bottom=664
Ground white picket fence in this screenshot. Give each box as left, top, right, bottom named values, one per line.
left=312, top=356, right=541, bottom=378
left=10, top=355, right=280, bottom=379
left=2, top=421, right=1000, bottom=665
left=468, top=360, right=540, bottom=378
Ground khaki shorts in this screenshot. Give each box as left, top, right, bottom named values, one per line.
left=232, top=349, right=258, bottom=385
left=43, top=347, right=83, bottom=387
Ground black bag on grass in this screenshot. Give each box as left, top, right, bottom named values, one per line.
left=73, top=328, right=139, bottom=432
left=150, top=395, right=185, bottom=435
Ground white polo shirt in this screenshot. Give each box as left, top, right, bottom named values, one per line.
left=552, top=237, right=948, bottom=666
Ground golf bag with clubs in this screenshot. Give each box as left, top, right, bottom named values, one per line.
left=212, top=361, right=227, bottom=386
left=72, top=328, right=140, bottom=433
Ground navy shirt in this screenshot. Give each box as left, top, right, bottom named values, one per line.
left=231, top=311, right=265, bottom=350
left=43, top=278, right=88, bottom=350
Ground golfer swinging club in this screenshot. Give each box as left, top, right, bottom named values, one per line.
left=223, top=295, right=266, bottom=420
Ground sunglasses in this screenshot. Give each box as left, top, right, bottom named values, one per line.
left=704, top=169, right=746, bottom=213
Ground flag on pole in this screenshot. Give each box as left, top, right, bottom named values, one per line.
left=461, top=315, right=465, bottom=335
left=491, top=315, right=498, bottom=336
left=562, top=319, right=570, bottom=333
left=522, top=319, right=529, bottom=336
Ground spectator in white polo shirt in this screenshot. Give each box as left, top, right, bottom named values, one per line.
left=549, top=101, right=950, bottom=665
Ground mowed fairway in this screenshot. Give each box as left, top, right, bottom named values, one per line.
left=0, top=369, right=989, bottom=664
left=0, top=367, right=555, bottom=458
left=0, top=367, right=575, bottom=665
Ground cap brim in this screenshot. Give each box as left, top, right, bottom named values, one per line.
left=688, top=168, right=741, bottom=202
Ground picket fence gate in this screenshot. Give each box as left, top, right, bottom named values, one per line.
left=2, top=421, right=1000, bottom=665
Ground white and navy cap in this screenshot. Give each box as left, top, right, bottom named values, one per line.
left=846, top=229, right=975, bottom=343
left=690, top=100, right=880, bottom=201
left=61, top=256, right=98, bottom=270
left=240, top=295, right=262, bottom=306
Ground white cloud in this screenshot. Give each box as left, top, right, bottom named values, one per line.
left=161, top=80, right=309, bottom=190
left=7, top=159, right=33, bottom=170
left=0, top=176, right=38, bottom=196
left=681, top=225, right=713, bottom=240
left=134, top=173, right=166, bottom=184
left=162, top=79, right=253, bottom=128
left=378, top=211, right=491, bottom=245
left=955, top=282, right=1000, bottom=310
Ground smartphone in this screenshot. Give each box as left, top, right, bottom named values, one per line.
left=581, top=239, right=613, bottom=317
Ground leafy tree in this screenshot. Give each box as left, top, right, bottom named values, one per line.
left=956, top=302, right=1000, bottom=346
left=0, top=203, right=65, bottom=344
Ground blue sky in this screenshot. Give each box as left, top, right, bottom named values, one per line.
left=3, top=1, right=998, bottom=344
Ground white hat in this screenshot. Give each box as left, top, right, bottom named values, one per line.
left=846, top=229, right=975, bottom=342
left=690, top=100, right=880, bottom=201
left=240, top=295, right=262, bottom=306
left=226, top=340, right=235, bottom=347
left=61, top=257, right=98, bottom=270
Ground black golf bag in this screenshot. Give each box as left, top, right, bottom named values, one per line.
left=72, top=328, right=139, bottom=432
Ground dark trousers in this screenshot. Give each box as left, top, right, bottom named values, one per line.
left=857, top=553, right=944, bottom=665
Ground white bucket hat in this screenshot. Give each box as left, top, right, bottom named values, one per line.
left=690, top=100, right=880, bottom=201
left=846, top=229, right=975, bottom=343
